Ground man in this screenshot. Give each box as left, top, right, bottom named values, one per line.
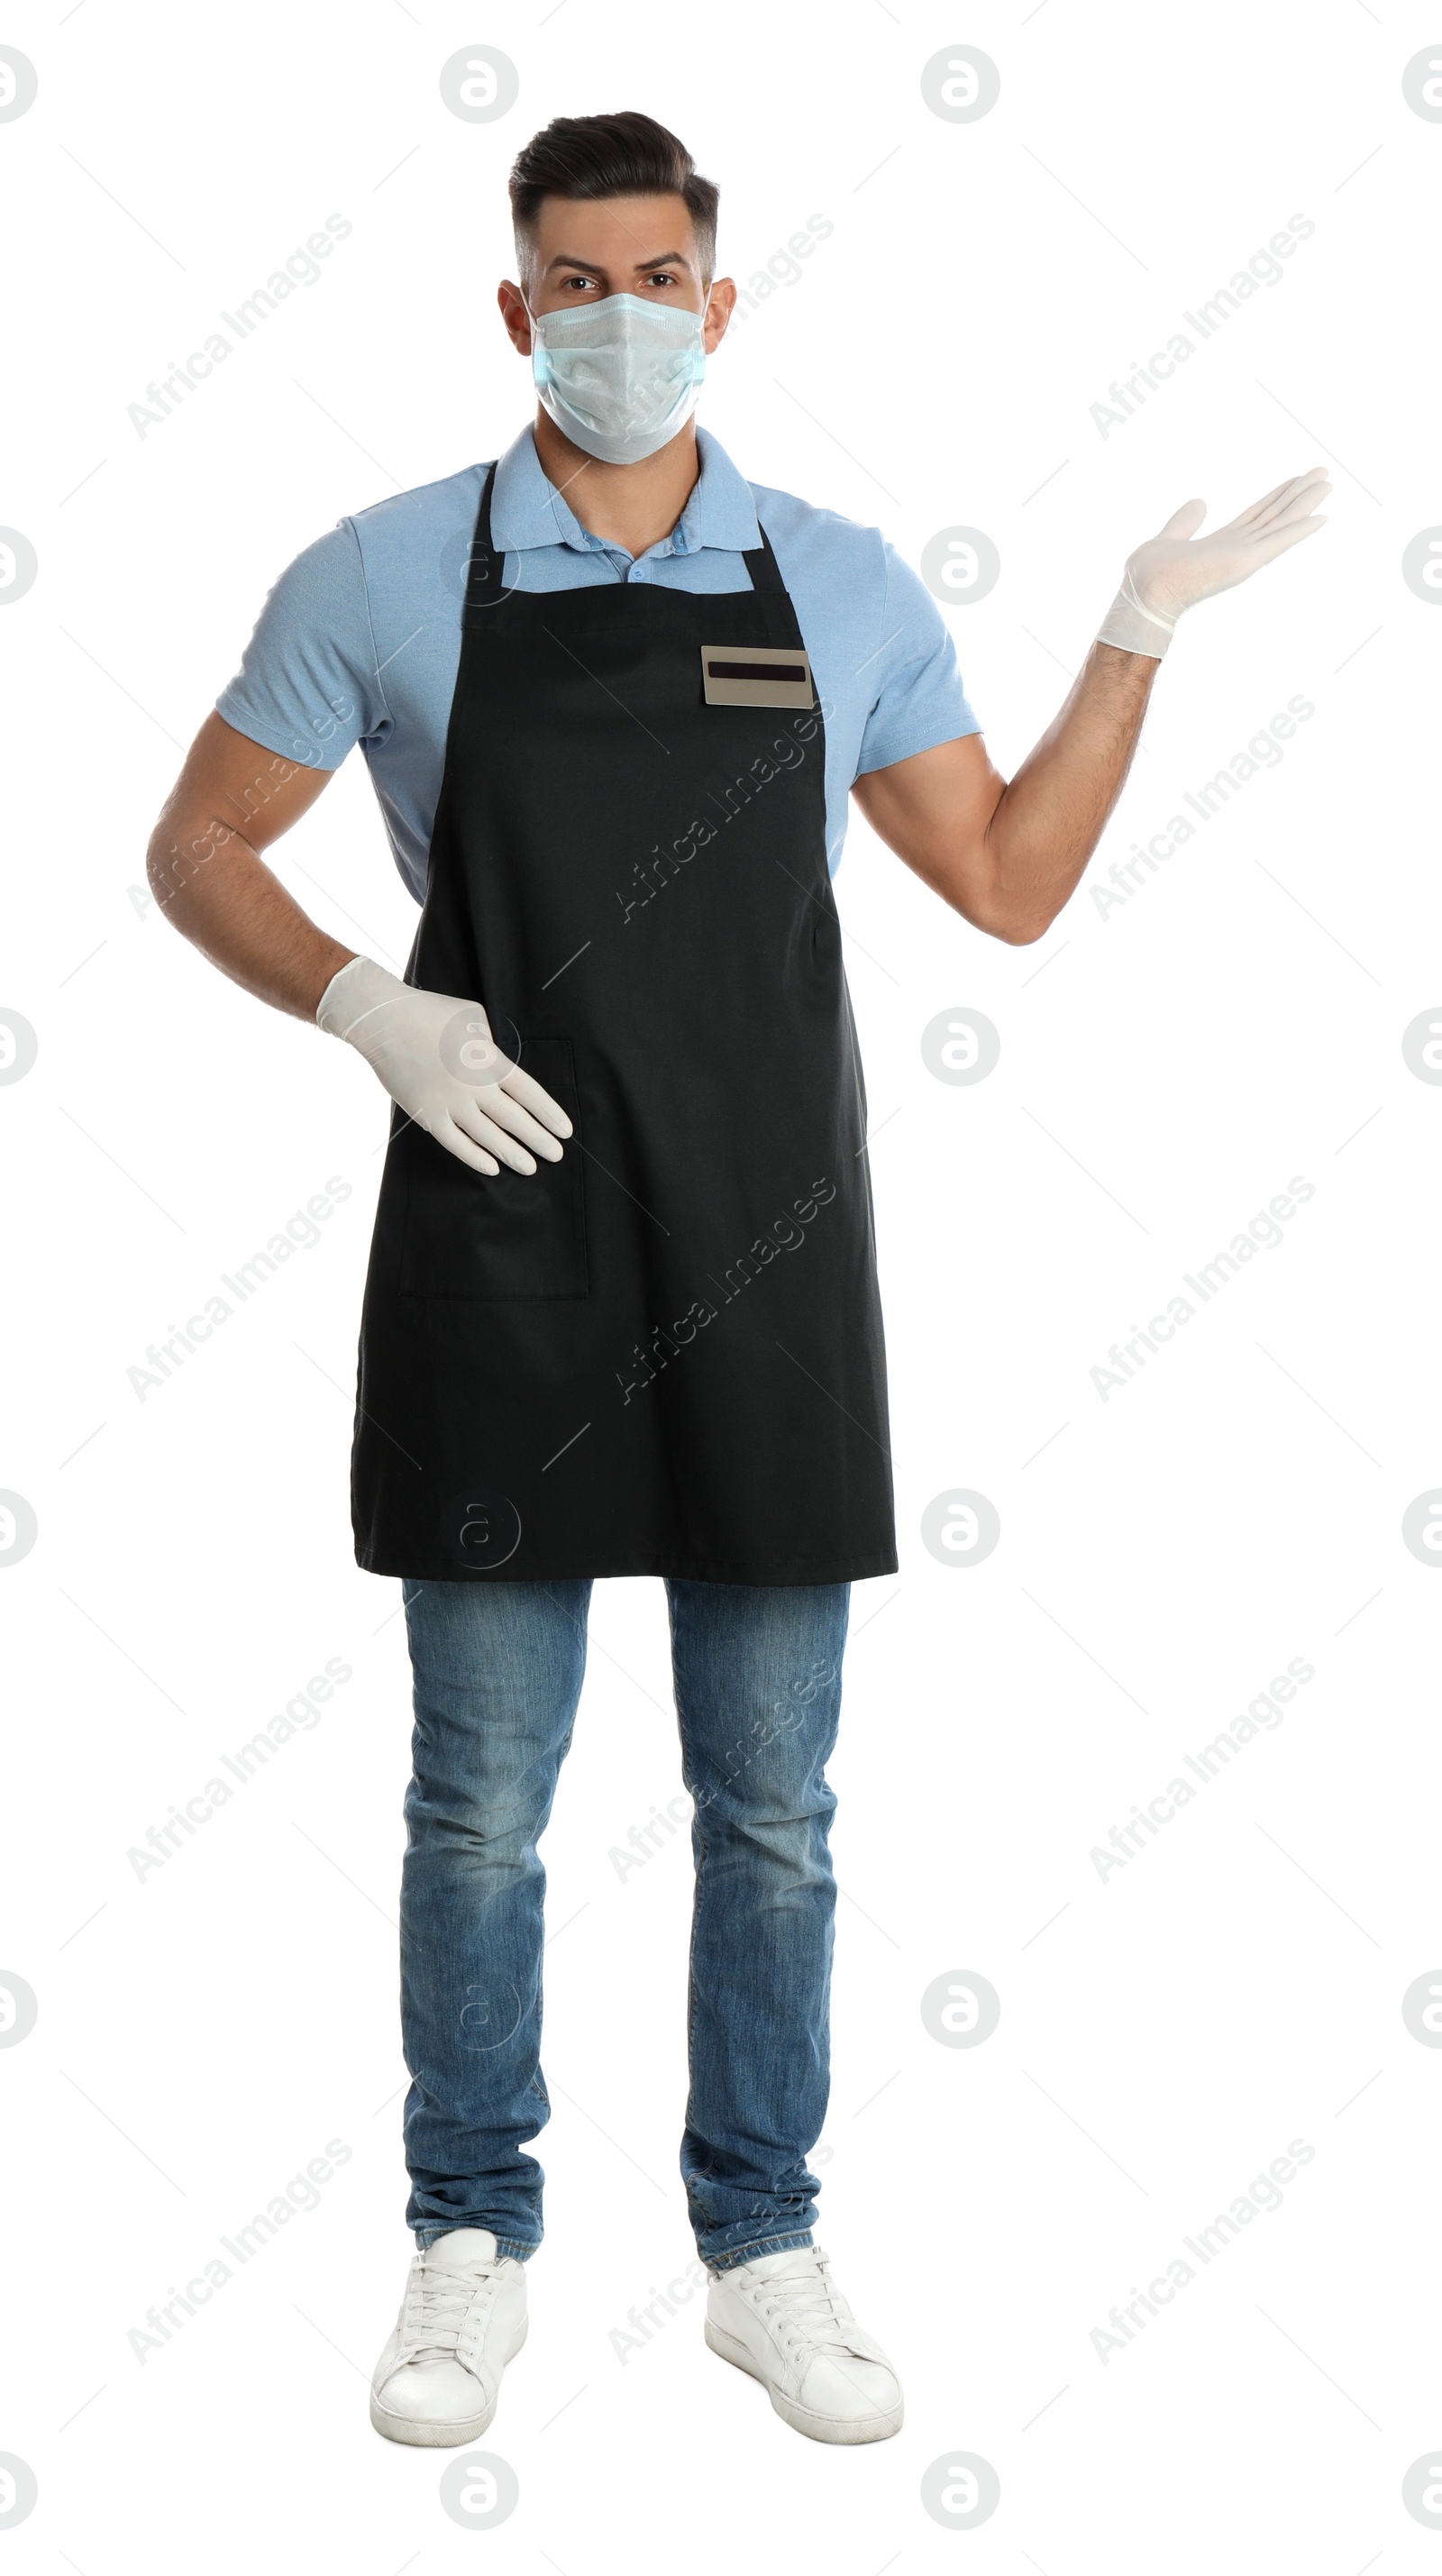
left=147, top=110, right=1328, bottom=2450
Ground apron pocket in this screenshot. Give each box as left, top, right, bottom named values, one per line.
left=398, top=1037, right=589, bottom=1299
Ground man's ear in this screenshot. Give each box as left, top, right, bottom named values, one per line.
left=497, top=279, right=533, bottom=356
left=703, top=277, right=738, bottom=352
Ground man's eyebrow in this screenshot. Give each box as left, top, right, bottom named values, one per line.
left=543, top=247, right=693, bottom=275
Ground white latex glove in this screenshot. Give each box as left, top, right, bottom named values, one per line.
left=1097, top=469, right=1330, bottom=658
left=316, top=955, right=572, bottom=1177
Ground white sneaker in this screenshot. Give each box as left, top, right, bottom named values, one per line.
left=370, top=2227, right=528, bottom=2446
left=705, top=2243, right=903, bottom=2444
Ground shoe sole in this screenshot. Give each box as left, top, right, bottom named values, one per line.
left=704, top=2316, right=903, bottom=2445
left=370, top=2315, right=528, bottom=2448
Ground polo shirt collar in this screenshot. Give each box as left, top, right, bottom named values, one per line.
left=488, top=422, right=761, bottom=561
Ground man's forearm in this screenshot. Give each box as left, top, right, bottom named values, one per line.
left=979, top=641, right=1157, bottom=942
left=146, top=716, right=356, bottom=1020
left=147, top=818, right=355, bottom=1021
left=977, top=470, right=1327, bottom=939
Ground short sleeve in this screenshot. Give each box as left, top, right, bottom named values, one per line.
left=214, top=521, right=387, bottom=773
left=853, top=542, right=981, bottom=781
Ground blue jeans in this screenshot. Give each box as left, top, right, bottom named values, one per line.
left=399, top=1576, right=850, bottom=2271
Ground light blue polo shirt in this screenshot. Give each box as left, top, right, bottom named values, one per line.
left=216, top=424, right=981, bottom=899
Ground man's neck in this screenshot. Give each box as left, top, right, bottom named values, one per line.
left=530, top=407, right=700, bottom=560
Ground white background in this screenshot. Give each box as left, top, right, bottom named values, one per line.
left=3, top=0, right=1439, bottom=2564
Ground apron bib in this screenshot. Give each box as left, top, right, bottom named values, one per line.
left=351, top=459, right=897, bottom=1583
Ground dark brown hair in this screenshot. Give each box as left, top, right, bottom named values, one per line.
left=508, top=112, right=719, bottom=285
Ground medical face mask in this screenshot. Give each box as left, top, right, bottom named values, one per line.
left=523, top=287, right=711, bottom=466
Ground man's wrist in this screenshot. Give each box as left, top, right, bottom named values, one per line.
left=314, top=949, right=373, bottom=1035
left=1096, top=586, right=1173, bottom=660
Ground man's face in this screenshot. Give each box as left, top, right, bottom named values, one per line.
left=499, top=192, right=734, bottom=353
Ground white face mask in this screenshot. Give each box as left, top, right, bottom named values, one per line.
left=523, top=286, right=711, bottom=466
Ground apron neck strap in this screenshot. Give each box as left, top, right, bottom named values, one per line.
left=740, top=517, right=785, bottom=594
left=462, top=461, right=509, bottom=626
left=462, top=458, right=788, bottom=619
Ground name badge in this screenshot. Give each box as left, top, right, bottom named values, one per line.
left=701, top=644, right=816, bottom=709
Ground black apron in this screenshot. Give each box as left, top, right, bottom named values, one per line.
left=350, top=455, right=896, bottom=1585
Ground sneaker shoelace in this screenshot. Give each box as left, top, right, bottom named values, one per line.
left=402, top=2256, right=499, bottom=2362
left=745, top=2253, right=860, bottom=2361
